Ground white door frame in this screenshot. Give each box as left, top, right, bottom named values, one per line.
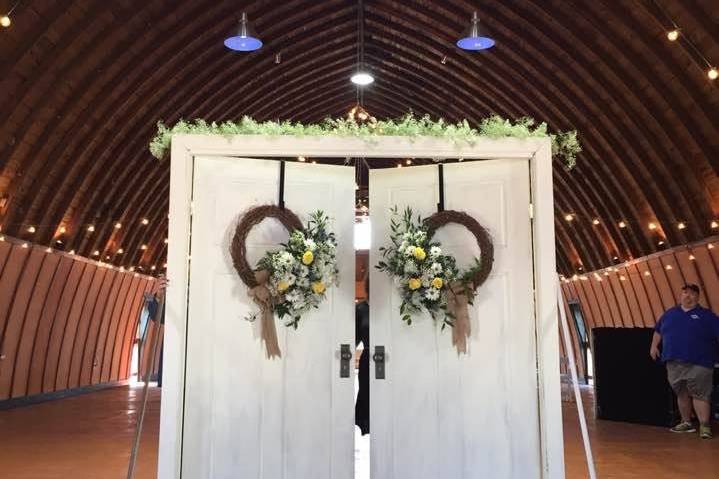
left=161, top=135, right=562, bottom=479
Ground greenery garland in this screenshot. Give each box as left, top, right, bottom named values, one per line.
left=149, top=114, right=580, bottom=169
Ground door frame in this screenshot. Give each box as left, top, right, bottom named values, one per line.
left=160, top=135, right=562, bottom=479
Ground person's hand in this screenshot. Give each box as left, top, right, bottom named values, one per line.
left=650, top=344, right=660, bottom=361
left=154, top=275, right=169, bottom=296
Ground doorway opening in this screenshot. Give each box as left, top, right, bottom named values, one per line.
left=568, top=301, right=593, bottom=385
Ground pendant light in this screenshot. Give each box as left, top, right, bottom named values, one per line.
left=350, top=0, right=373, bottom=85
left=456, top=11, right=495, bottom=51
left=224, top=12, right=263, bottom=52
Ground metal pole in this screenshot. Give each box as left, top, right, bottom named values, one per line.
left=126, top=293, right=165, bottom=479
left=557, top=280, right=598, bottom=479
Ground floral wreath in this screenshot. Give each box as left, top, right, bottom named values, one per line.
left=377, top=207, right=494, bottom=354
left=231, top=205, right=339, bottom=358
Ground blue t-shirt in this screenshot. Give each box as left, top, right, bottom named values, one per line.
left=655, top=305, right=719, bottom=368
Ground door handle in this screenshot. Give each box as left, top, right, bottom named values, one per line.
left=373, top=345, right=385, bottom=379
left=340, top=344, right=352, bottom=378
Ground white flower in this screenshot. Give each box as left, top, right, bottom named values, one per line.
left=430, top=246, right=441, bottom=257
left=430, top=262, right=443, bottom=274
left=304, top=239, right=317, bottom=251
left=286, top=273, right=296, bottom=286
left=404, top=246, right=416, bottom=257
left=425, top=288, right=440, bottom=301
left=297, top=265, right=310, bottom=277
left=402, top=232, right=412, bottom=241
left=297, top=277, right=310, bottom=288
left=404, top=261, right=418, bottom=274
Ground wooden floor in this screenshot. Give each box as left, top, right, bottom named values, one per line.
left=0, top=385, right=717, bottom=478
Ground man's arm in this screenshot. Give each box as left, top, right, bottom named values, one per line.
left=650, top=331, right=662, bottom=360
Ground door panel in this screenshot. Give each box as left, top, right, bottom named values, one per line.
left=369, top=160, right=540, bottom=479
left=183, top=157, right=355, bottom=479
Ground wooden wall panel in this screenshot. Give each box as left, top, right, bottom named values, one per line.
left=99, top=273, right=134, bottom=383
left=562, top=240, right=719, bottom=333
left=91, top=272, right=128, bottom=385
left=10, top=253, right=61, bottom=397
left=0, top=235, right=155, bottom=405
left=26, top=257, right=74, bottom=396
left=67, top=268, right=107, bottom=389
left=0, top=247, right=46, bottom=399
left=78, top=269, right=118, bottom=387
left=51, top=262, right=93, bottom=392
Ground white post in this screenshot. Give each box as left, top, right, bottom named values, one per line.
left=556, top=280, right=598, bottom=479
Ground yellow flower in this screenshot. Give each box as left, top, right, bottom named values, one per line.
left=408, top=278, right=422, bottom=290
left=413, top=247, right=426, bottom=261
left=302, top=251, right=314, bottom=265
left=278, top=281, right=290, bottom=292
left=431, top=277, right=444, bottom=289
left=311, top=281, right=326, bottom=294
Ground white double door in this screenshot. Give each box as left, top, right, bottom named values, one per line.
left=183, top=157, right=538, bottom=478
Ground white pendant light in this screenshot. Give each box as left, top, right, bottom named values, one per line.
left=351, top=0, right=373, bottom=86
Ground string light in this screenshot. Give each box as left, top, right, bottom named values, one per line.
left=297, top=156, right=306, bottom=162
left=689, top=254, right=696, bottom=260
left=677, top=222, right=686, bottom=230
left=665, top=264, right=672, bottom=270
left=114, top=222, right=122, bottom=229
left=644, top=271, right=651, bottom=277
left=564, top=214, right=574, bottom=222
left=58, top=226, right=67, bottom=234
left=87, top=225, right=95, bottom=232
left=140, top=244, right=148, bottom=250
left=117, top=248, right=124, bottom=254
left=666, top=29, right=679, bottom=41
left=709, top=244, right=715, bottom=250
left=27, top=225, right=36, bottom=233
left=69, top=250, right=76, bottom=255
left=92, top=250, right=100, bottom=256
left=0, top=15, right=10, bottom=28
left=648, top=222, right=657, bottom=230
left=658, top=240, right=665, bottom=246
left=405, top=159, right=413, bottom=165
left=709, top=67, right=718, bottom=81
left=151, top=265, right=156, bottom=271
left=21, top=242, right=28, bottom=248
left=592, top=218, right=600, bottom=225
left=397, top=163, right=403, bottom=168
left=46, top=247, right=53, bottom=253
left=141, top=218, right=149, bottom=225
left=618, top=221, right=626, bottom=228
left=603, top=271, right=610, bottom=276
left=711, top=221, right=719, bottom=229
left=620, top=275, right=626, bottom=281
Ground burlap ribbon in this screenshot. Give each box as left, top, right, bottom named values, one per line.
left=248, top=270, right=282, bottom=359
left=447, top=281, right=473, bottom=354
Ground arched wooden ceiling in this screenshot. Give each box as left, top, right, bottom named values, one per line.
left=0, top=0, right=718, bottom=276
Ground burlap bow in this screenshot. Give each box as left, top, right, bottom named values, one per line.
left=446, top=281, right=473, bottom=354
left=248, top=270, right=282, bottom=359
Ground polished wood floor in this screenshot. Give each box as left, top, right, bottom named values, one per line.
left=0, top=385, right=717, bottom=478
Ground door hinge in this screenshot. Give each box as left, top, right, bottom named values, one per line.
left=529, top=203, right=534, bottom=219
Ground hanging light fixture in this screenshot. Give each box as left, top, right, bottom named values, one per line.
left=457, top=11, right=495, bottom=51
left=224, top=12, right=263, bottom=52
left=350, top=0, right=373, bottom=85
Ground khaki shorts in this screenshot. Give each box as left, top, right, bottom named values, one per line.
left=666, top=360, right=714, bottom=402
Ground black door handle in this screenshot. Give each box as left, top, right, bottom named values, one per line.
left=373, top=345, right=385, bottom=379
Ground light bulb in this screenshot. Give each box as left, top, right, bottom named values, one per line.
left=648, top=222, right=657, bottom=230
left=564, top=214, right=574, bottom=222
left=87, top=225, right=95, bottom=232
left=709, top=67, right=718, bottom=80
left=93, top=250, right=100, bottom=256
left=141, top=218, right=149, bottom=225
left=592, top=218, right=600, bottom=225
left=27, top=225, right=36, bottom=233
left=665, top=264, right=672, bottom=270
left=141, top=244, right=147, bottom=250
left=711, top=221, right=718, bottom=229
left=618, top=221, right=626, bottom=228
left=0, top=15, right=10, bottom=28
left=297, top=156, right=306, bottom=162
left=164, top=238, right=168, bottom=244
left=350, top=72, right=374, bottom=86
left=666, top=30, right=679, bottom=41
left=689, top=254, right=696, bottom=260
left=114, top=222, right=122, bottom=229
left=21, top=243, right=28, bottom=248
left=117, top=248, right=124, bottom=254
left=677, top=222, right=686, bottom=230
left=644, top=271, right=651, bottom=277
left=405, top=159, right=412, bottom=165
left=69, top=250, right=76, bottom=255
left=59, top=226, right=67, bottom=234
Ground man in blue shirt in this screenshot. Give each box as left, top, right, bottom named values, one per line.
left=650, top=283, right=719, bottom=439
